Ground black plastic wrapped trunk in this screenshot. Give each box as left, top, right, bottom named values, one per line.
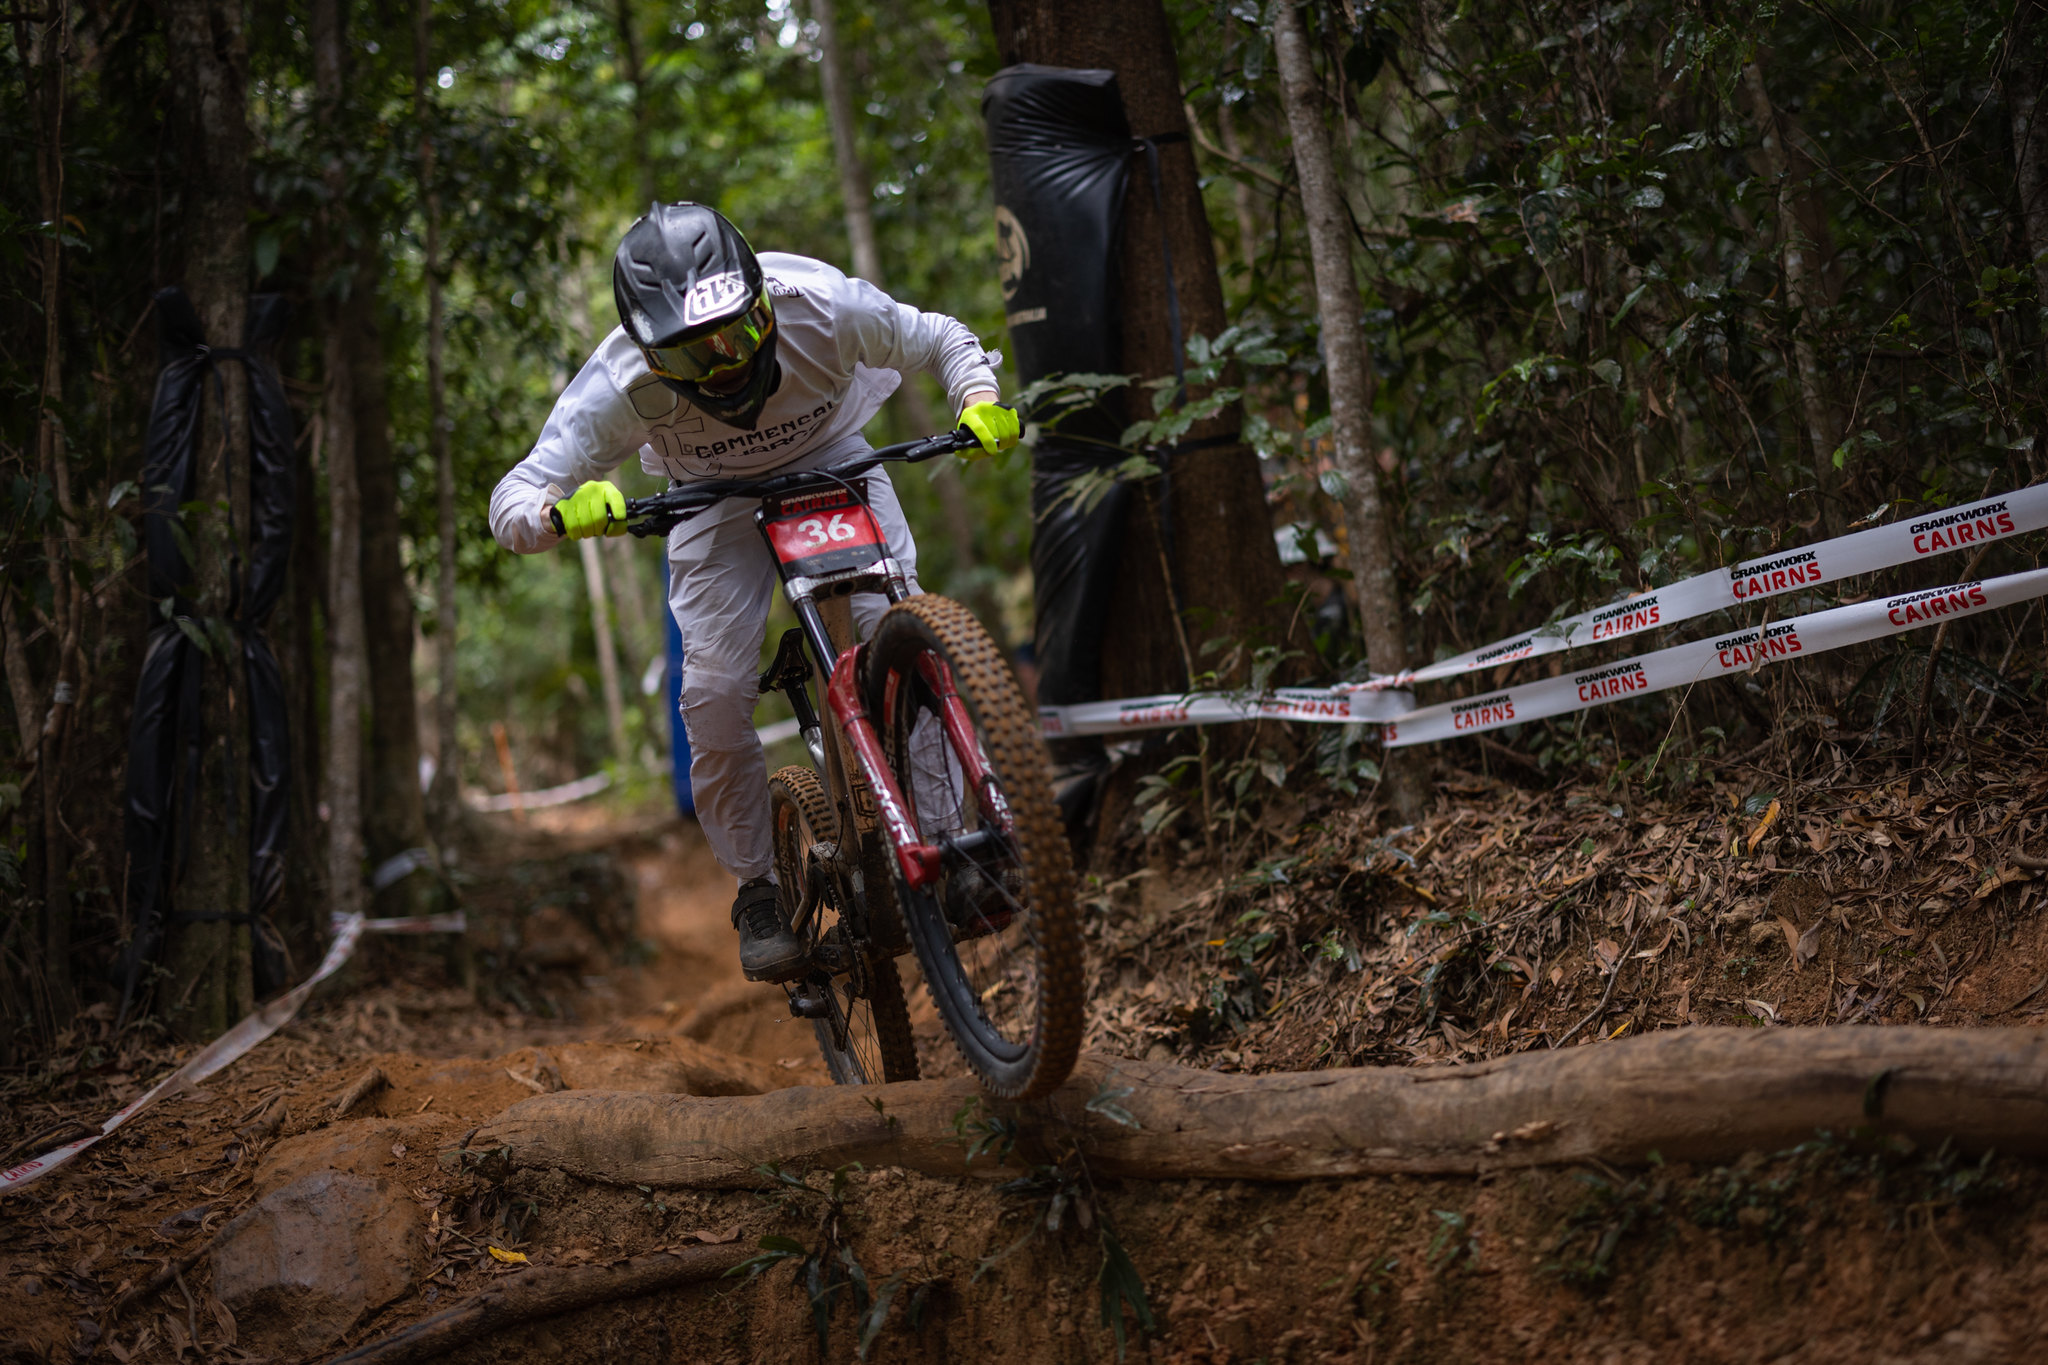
left=983, top=64, right=1134, bottom=709
left=120, top=286, right=297, bottom=1019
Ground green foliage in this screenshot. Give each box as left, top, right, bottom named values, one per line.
left=1172, top=0, right=2048, bottom=768
left=974, top=1087, right=1155, bottom=1360
left=734, top=1160, right=920, bottom=1360
left=948, top=1096, right=1019, bottom=1166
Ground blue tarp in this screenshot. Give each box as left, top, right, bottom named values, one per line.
left=664, top=562, right=694, bottom=816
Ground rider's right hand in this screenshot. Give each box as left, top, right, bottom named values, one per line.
left=551, top=480, right=627, bottom=539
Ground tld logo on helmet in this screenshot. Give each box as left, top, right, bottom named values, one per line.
left=684, top=272, right=750, bottom=328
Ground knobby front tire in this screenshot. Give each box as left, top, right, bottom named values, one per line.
left=768, top=765, right=919, bottom=1085
left=862, top=595, right=1083, bottom=1101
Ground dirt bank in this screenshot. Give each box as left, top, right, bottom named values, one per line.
left=6, top=790, right=2048, bottom=1363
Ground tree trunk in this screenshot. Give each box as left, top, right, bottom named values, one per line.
left=416, top=0, right=461, bottom=831
left=1213, top=94, right=1261, bottom=272
left=15, top=0, right=77, bottom=1019
left=811, top=0, right=989, bottom=623
left=470, top=1030, right=2048, bottom=1188
left=350, top=270, right=435, bottom=912
left=313, top=0, right=366, bottom=929
left=2012, top=3, right=2048, bottom=356
left=602, top=536, right=656, bottom=705
left=300, top=0, right=428, bottom=909
left=1270, top=0, right=1424, bottom=820
left=161, top=0, right=255, bottom=1038
left=580, top=539, right=630, bottom=763
left=987, top=0, right=1292, bottom=700
left=283, top=377, right=327, bottom=960
left=1742, top=62, right=1841, bottom=512
left=614, top=0, right=657, bottom=208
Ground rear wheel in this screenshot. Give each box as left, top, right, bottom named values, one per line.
left=768, top=765, right=918, bottom=1085
left=862, top=595, right=1082, bottom=1101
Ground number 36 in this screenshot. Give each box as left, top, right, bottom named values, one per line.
left=799, top=513, right=860, bottom=545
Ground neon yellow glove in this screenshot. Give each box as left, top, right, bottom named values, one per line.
left=958, top=401, right=1021, bottom=459
left=553, top=480, right=627, bottom=539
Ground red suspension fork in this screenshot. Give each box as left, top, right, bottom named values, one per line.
left=826, top=649, right=942, bottom=889
left=915, top=653, right=1011, bottom=831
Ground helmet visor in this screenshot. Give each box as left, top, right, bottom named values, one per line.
left=642, top=294, right=775, bottom=384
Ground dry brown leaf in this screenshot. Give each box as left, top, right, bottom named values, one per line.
left=1974, top=866, right=2031, bottom=901
left=1746, top=799, right=1782, bottom=855
left=1803, top=819, right=1832, bottom=854
left=679, top=1226, right=742, bottom=1244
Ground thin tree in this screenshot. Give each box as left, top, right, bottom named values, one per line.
left=416, top=0, right=462, bottom=828
left=313, top=0, right=367, bottom=928
left=810, top=0, right=989, bottom=615
left=1270, top=0, right=1424, bottom=820
left=1741, top=61, right=1840, bottom=515
left=10, top=0, right=79, bottom=1022
left=2010, top=2, right=2048, bottom=367
left=163, top=0, right=256, bottom=1032
left=582, top=539, right=631, bottom=763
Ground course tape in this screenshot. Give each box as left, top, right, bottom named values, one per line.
left=1, top=907, right=463, bottom=1195
left=1383, top=567, right=2048, bottom=747
left=1383, top=482, right=2048, bottom=686
left=1039, top=684, right=1415, bottom=739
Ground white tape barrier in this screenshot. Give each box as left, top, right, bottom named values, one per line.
left=1383, top=482, right=2048, bottom=687
left=469, top=770, right=611, bottom=813
left=1, top=907, right=466, bottom=1195
left=1383, top=568, right=2048, bottom=747
left=1039, top=684, right=1415, bottom=739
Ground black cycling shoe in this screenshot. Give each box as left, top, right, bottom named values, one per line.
left=733, top=876, right=806, bottom=983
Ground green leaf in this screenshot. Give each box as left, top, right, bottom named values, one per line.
left=855, top=1272, right=907, bottom=1360
left=1098, top=1230, right=1155, bottom=1359
left=254, top=230, right=282, bottom=281
left=1085, top=1083, right=1141, bottom=1129
left=174, top=616, right=212, bottom=660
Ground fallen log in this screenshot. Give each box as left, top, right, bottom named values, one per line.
left=467, top=1027, right=2048, bottom=1187
left=322, top=1242, right=753, bottom=1365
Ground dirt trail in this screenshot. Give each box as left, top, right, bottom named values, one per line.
left=605, top=814, right=832, bottom=1083
left=8, top=799, right=2048, bottom=1364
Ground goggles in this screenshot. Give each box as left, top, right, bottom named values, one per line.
left=642, top=293, right=776, bottom=384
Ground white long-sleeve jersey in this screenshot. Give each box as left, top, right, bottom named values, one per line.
left=491, top=252, right=999, bottom=554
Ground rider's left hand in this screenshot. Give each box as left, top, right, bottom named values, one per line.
left=958, top=401, right=1020, bottom=459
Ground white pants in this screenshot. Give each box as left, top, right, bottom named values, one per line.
left=668, top=435, right=918, bottom=884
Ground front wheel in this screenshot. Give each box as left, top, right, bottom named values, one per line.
left=769, top=765, right=918, bottom=1085
left=862, top=595, right=1082, bottom=1100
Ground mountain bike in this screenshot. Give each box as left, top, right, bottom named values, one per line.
left=563, top=428, right=1082, bottom=1100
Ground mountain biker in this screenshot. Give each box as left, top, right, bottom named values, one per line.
left=489, top=202, right=1020, bottom=984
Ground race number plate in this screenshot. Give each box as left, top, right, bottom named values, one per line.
left=761, top=485, right=886, bottom=579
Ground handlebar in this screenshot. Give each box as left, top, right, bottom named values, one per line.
left=547, top=426, right=985, bottom=539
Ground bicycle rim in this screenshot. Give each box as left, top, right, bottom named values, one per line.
left=768, top=765, right=918, bottom=1085
left=863, top=596, right=1082, bottom=1100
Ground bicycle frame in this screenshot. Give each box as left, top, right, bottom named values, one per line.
left=755, top=477, right=994, bottom=894
left=619, top=430, right=992, bottom=898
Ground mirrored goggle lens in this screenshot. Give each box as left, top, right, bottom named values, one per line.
left=644, top=299, right=774, bottom=382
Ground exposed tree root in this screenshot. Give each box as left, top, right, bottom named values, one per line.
left=322, top=1243, right=753, bottom=1365
left=467, top=1028, right=2048, bottom=1187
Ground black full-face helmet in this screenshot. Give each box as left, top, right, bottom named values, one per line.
left=613, top=202, right=781, bottom=429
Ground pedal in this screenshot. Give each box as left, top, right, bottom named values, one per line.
left=784, top=983, right=833, bottom=1019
